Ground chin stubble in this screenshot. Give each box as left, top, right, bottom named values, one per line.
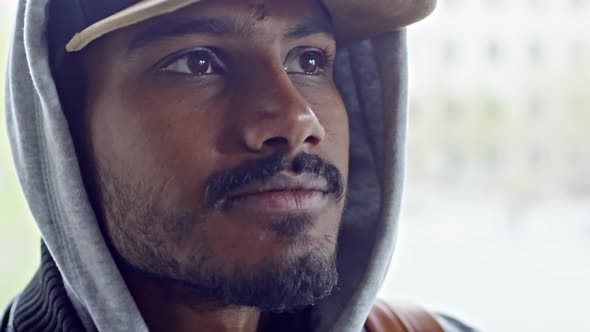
left=96, top=154, right=342, bottom=312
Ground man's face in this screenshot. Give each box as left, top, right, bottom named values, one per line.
left=82, top=0, right=349, bottom=310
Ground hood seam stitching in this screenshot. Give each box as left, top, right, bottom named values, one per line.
left=33, top=87, right=81, bottom=302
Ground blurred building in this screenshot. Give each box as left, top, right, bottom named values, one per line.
left=405, top=0, right=590, bottom=197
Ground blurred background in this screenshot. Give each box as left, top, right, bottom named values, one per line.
left=1, top=0, right=589, bottom=331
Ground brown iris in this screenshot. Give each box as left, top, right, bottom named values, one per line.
left=299, top=51, right=325, bottom=75
left=187, top=51, right=212, bottom=75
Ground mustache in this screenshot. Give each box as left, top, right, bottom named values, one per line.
left=204, top=152, right=345, bottom=209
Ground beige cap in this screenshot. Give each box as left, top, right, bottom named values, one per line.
left=66, top=0, right=436, bottom=52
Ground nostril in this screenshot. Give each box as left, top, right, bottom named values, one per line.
left=263, top=136, right=289, bottom=147
left=304, top=135, right=321, bottom=146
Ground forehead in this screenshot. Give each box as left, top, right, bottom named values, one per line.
left=186, top=0, right=330, bottom=21
left=115, top=0, right=334, bottom=48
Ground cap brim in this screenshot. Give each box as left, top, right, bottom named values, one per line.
left=325, top=0, right=437, bottom=45
left=66, top=0, right=436, bottom=52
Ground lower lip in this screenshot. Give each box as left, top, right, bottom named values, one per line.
left=226, top=190, right=327, bottom=214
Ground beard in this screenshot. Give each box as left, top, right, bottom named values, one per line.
left=93, top=153, right=343, bottom=312
left=114, top=233, right=338, bottom=312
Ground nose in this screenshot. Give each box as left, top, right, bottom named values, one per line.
left=238, top=74, right=326, bottom=154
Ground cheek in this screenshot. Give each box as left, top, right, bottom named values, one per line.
left=308, top=88, right=350, bottom=178
left=85, top=84, right=225, bottom=211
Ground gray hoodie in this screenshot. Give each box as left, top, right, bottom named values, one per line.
left=2, top=0, right=474, bottom=331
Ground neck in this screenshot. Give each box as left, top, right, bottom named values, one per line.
left=123, top=269, right=263, bottom=332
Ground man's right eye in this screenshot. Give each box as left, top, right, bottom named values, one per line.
left=161, top=48, right=225, bottom=75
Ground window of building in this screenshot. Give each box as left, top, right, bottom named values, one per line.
left=528, top=40, right=544, bottom=63
left=443, top=147, right=465, bottom=182
left=485, top=145, right=502, bottom=172
left=444, top=99, right=462, bottom=122
left=410, top=100, right=421, bottom=121
left=487, top=41, right=503, bottom=64
left=485, top=98, right=503, bottom=121
left=484, top=0, right=504, bottom=9
left=528, top=146, right=544, bottom=168
left=442, top=40, right=459, bottom=65
left=528, top=0, right=545, bottom=9
left=444, top=0, right=461, bottom=9
left=570, top=42, right=588, bottom=64
left=529, top=96, right=543, bottom=119
left=571, top=0, right=588, bottom=9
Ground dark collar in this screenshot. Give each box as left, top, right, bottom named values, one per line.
left=9, top=243, right=85, bottom=332
left=6, top=243, right=313, bottom=332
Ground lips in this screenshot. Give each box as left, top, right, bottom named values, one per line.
left=222, top=173, right=331, bottom=214
left=226, top=173, right=329, bottom=199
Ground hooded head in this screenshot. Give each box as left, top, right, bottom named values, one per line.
left=4, top=0, right=435, bottom=331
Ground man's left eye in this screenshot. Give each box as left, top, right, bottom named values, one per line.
left=284, top=48, right=330, bottom=75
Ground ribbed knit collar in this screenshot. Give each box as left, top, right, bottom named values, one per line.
left=9, top=244, right=85, bottom=332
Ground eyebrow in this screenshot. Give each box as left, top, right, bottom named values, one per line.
left=128, top=17, right=238, bottom=51
left=128, top=16, right=334, bottom=52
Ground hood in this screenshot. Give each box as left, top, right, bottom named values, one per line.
left=4, top=1, right=409, bottom=331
